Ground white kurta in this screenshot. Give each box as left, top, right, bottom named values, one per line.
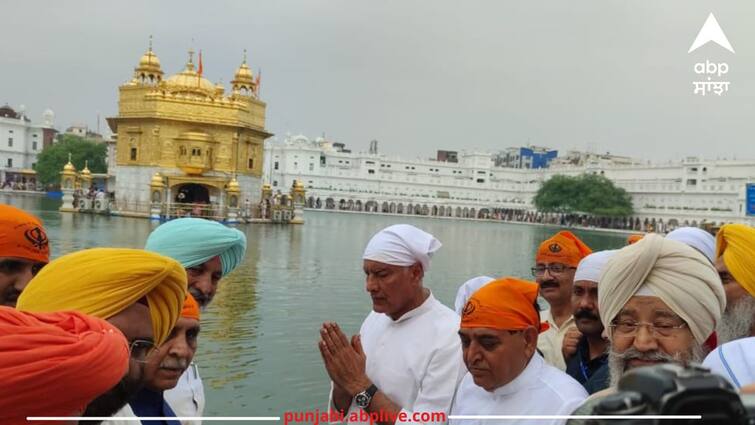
left=329, top=293, right=465, bottom=425
left=449, top=353, right=588, bottom=425
left=537, top=310, right=575, bottom=371
left=164, top=362, right=205, bottom=425
left=702, top=336, right=755, bottom=389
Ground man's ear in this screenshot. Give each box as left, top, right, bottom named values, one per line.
left=410, top=262, right=424, bottom=282
left=523, top=326, right=539, bottom=355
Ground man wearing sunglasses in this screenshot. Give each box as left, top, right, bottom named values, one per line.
left=0, top=204, right=49, bottom=307
left=532, top=231, right=592, bottom=370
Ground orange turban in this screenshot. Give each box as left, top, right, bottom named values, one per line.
left=535, top=230, right=592, bottom=267
left=0, top=306, right=128, bottom=423
left=0, top=204, right=49, bottom=264
left=627, top=234, right=644, bottom=245
left=461, top=277, right=549, bottom=333
left=716, top=224, right=755, bottom=297
left=182, top=293, right=200, bottom=320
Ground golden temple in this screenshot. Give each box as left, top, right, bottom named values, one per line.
left=106, top=39, right=272, bottom=221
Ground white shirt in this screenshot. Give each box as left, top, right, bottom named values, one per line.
left=450, top=353, right=588, bottom=425
left=329, top=293, right=465, bottom=424
left=537, top=310, right=575, bottom=371
left=164, top=362, right=206, bottom=425
left=104, top=404, right=140, bottom=425
left=702, top=336, right=755, bottom=389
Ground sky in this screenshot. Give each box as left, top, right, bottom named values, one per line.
left=3, top=1, right=755, bottom=161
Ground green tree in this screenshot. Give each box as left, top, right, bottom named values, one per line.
left=533, top=173, right=633, bottom=217
left=35, top=135, right=107, bottom=185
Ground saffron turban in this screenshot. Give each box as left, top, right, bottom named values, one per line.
left=182, top=293, right=200, bottom=321
left=0, top=204, right=49, bottom=264
left=535, top=230, right=592, bottom=267
left=362, top=224, right=441, bottom=272
left=0, top=307, right=129, bottom=422
left=461, top=277, right=549, bottom=333
left=666, top=227, right=716, bottom=264
left=17, top=248, right=187, bottom=346
left=598, top=234, right=726, bottom=344
left=574, top=250, right=618, bottom=283
left=716, top=224, right=755, bottom=297
left=145, top=218, right=247, bottom=277
left=626, top=234, right=644, bottom=245
left=454, top=275, right=495, bottom=314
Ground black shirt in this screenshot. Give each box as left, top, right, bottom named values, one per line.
left=565, top=336, right=609, bottom=394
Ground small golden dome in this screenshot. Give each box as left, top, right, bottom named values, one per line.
left=135, top=37, right=163, bottom=75
left=80, top=161, right=91, bottom=176
left=262, top=182, right=271, bottom=191
left=63, top=153, right=76, bottom=173
left=149, top=172, right=164, bottom=187
left=232, top=50, right=255, bottom=86
left=294, top=179, right=305, bottom=189
left=165, top=49, right=214, bottom=92
left=227, top=176, right=241, bottom=192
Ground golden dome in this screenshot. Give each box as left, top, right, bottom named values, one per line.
left=294, top=179, right=305, bottom=189
left=165, top=50, right=215, bottom=92
left=63, top=153, right=76, bottom=173
left=134, top=37, right=163, bottom=75
left=138, top=50, right=161, bottom=69
left=80, top=160, right=91, bottom=176
left=232, top=50, right=254, bottom=86
left=150, top=172, right=164, bottom=187
left=227, top=176, right=241, bottom=192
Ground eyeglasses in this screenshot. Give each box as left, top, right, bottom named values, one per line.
left=128, top=339, right=158, bottom=363
left=531, top=263, right=575, bottom=277
left=609, top=320, right=688, bottom=339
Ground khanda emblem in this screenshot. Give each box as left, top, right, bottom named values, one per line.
left=24, top=227, right=49, bottom=250
left=462, top=299, right=478, bottom=317
left=548, top=243, right=562, bottom=253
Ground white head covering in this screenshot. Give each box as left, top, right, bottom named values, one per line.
left=702, top=336, right=755, bottom=389
left=598, top=233, right=726, bottom=344
left=574, top=250, right=618, bottom=283
left=453, top=276, right=495, bottom=314
left=362, top=224, right=442, bottom=272
left=666, top=227, right=716, bottom=264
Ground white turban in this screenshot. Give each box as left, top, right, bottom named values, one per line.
left=362, top=224, right=441, bottom=272
left=666, top=227, right=716, bottom=264
left=598, top=233, right=726, bottom=344
left=574, top=250, right=618, bottom=283
left=453, top=276, right=495, bottom=314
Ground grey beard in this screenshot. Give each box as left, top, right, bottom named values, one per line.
left=607, top=343, right=705, bottom=388
left=717, top=296, right=755, bottom=345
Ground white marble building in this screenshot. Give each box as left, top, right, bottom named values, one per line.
left=0, top=105, right=56, bottom=187
left=264, top=134, right=755, bottom=226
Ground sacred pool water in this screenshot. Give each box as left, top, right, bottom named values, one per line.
left=2, top=195, right=627, bottom=416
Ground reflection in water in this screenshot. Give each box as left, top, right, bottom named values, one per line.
left=1, top=196, right=628, bottom=417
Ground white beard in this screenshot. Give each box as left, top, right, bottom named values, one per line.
left=717, top=296, right=755, bottom=345
left=607, top=343, right=705, bottom=388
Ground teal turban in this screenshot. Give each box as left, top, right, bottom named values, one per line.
left=145, top=218, right=247, bottom=277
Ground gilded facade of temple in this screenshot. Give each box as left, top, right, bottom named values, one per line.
left=107, top=42, right=272, bottom=220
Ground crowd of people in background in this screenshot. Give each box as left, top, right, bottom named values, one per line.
left=1, top=201, right=753, bottom=425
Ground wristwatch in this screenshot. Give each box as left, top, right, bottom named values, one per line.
left=354, top=384, right=378, bottom=409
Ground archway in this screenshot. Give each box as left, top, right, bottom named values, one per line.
left=382, top=202, right=390, bottom=213
left=326, top=198, right=335, bottom=209
left=397, top=203, right=404, bottom=214
left=355, top=200, right=363, bottom=211
left=390, top=202, right=396, bottom=213
left=174, top=183, right=210, bottom=204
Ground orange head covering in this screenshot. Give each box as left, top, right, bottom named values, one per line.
left=181, top=293, right=200, bottom=321
left=627, top=234, right=644, bottom=245
left=535, top=230, right=592, bottom=267
left=460, top=277, right=549, bottom=333
left=0, top=204, right=49, bottom=264
left=0, top=306, right=129, bottom=422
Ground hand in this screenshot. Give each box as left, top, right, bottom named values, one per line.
left=318, top=322, right=371, bottom=396
left=562, top=327, right=582, bottom=360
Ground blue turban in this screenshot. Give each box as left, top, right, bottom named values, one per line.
left=145, top=218, right=247, bottom=277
